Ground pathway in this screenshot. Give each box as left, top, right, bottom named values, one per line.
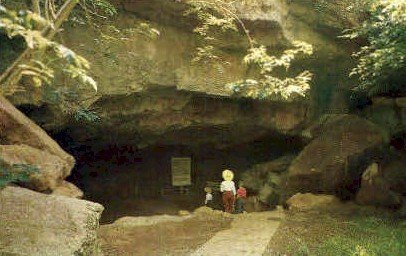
left=191, top=209, right=284, bottom=256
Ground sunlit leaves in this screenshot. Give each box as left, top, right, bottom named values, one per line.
left=185, top=0, right=242, bottom=66
left=83, top=0, right=118, bottom=18
left=19, top=61, right=54, bottom=87
left=185, top=0, right=314, bottom=101
left=0, top=4, right=97, bottom=92
left=228, top=70, right=312, bottom=100
left=343, top=0, right=406, bottom=96
left=0, top=8, right=48, bottom=48
left=133, top=22, right=161, bottom=40
left=228, top=41, right=313, bottom=100
left=244, top=42, right=313, bottom=73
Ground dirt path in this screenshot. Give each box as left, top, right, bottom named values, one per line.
left=99, top=208, right=284, bottom=256
left=98, top=213, right=232, bottom=255
left=191, top=209, right=284, bottom=256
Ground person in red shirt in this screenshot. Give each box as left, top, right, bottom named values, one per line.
left=235, top=181, right=247, bottom=214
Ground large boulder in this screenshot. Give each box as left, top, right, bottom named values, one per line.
left=0, top=95, right=74, bottom=164
left=0, top=186, right=104, bottom=256
left=362, top=97, right=406, bottom=139
left=0, top=145, right=71, bottom=191
left=285, top=115, right=386, bottom=199
left=242, top=155, right=295, bottom=205
left=356, top=162, right=402, bottom=208
left=380, top=154, right=406, bottom=196
left=0, top=96, right=75, bottom=192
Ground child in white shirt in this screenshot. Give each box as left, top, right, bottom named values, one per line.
left=221, top=169, right=236, bottom=213
left=204, top=187, right=214, bottom=208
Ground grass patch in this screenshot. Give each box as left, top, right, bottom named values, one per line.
left=314, top=216, right=406, bottom=256
left=265, top=209, right=406, bottom=256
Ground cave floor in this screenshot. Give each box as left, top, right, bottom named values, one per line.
left=98, top=205, right=405, bottom=256
left=98, top=211, right=233, bottom=256
left=98, top=195, right=207, bottom=224
left=98, top=208, right=284, bottom=256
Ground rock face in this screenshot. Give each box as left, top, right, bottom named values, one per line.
left=0, top=186, right=104, bottom=256
left=13, top=0, right=360, bottom=136
left=0, top=96, right=75, bottom=192
left=60, top=87, right=309, bottom=147
left=362, top=97, right=406, bottom=139
left=284, top=115, right=386, bottom=200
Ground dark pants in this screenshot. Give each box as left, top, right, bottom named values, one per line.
left=222, top=191, right=235, bottom=213
left=235, top=197, right=245, bottom=213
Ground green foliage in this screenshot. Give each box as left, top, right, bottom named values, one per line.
left=0, top=161, right=40, bottom=189
left=74, top=108, right=100, bottom=122
left=228, top=42, right=313, bottom=100
left=0, top=4, right=97, bottom=94
left=343, top=0, right=406, bottom=97
left=83, top=0, right=117, bottom=17
left=185, top=0, right=314, bottom=101
left=300, top=216, right=406, bottom=256
left=314, top=217, right=406, bottom=255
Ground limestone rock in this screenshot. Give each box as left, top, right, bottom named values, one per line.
left=242, top=155, right=295, bottom=204
left=56, top=88, right=308, bottom=147
left=381, top=155, right=406, bottom=196
left=285, top=115, right=386, bottom=199
left=5, top=0, right=364, bottom=152
left=0, top=95, right=75, bottom=192
left=52, top=181, right=84, bottom=199
left=286, top=193, right=342, bottom=211
left=0, top=186, right=104, bottom=256
left=363, top=97, right=406, bottom=139
left=0, top=95, right=74, bottom=166
left=356, top=161, right=403, bottom=208
left=0, top=145, right=72, bottom=191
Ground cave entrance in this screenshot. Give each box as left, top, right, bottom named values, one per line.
left=54, top=131, right=304, bottom=223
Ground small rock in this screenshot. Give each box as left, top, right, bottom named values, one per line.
left=286, top=193, right=342, bottom=211
left=178, top=210, right=191, bottom=216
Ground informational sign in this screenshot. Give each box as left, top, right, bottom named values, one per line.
left=171, top=157, right=191, bottom=186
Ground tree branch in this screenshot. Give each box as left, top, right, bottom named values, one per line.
left=0, top=0, right=79, bottom=89
left=31, top=0, right=41, bottom=15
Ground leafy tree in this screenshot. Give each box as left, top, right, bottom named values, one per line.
left=185, top=0, right=314, bottom=101
left=343, top=0, right=406, bottom=97
left=0, top=0, right=115, bottom=187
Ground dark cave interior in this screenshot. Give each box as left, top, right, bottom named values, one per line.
left=51, top=129, right=305, bottom=223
